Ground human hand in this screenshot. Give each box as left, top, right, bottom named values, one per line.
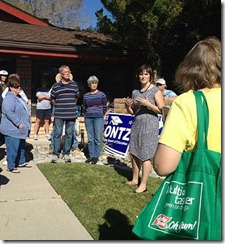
left=124, top=97, right=133, bottom=109
left=136, top=97, right=149, bottom=106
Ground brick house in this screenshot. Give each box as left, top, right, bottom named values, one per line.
left=0, top=1, right=139, bottom=106
left=0, top=1, right=138, bottom=138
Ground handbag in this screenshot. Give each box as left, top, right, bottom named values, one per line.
left=132, top=91, right=221, bottom=240
left=74, top=119, right=81, bottom=136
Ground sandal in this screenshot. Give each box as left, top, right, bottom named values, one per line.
left=125, top=181, right=138, bottom=186
left=18, top=163, right=32, bottom=168
left=7, top=168, right=20, bottom=173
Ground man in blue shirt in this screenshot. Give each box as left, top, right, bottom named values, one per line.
left=156, top=78, right=177, bottom=106
left=50, top=65, right=79, bottom=163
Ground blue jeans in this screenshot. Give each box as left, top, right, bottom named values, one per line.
left=53, top=118, right=75, bottom=156
left=5, top=135, right=26, bottom=170
left=85, top=117, right=104, bottom=158
left=50, top=126, right=55, bottom=149
left=72, top=129, right=79, bottom=148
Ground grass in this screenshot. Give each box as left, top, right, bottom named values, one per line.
left=37, top=162, right=163, bottom=240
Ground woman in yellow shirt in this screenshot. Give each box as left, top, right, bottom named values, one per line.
left=153, top=36, right=221, bottom=176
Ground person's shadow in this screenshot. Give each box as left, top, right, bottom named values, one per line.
left=98, top=208, right=139, bottom=240
left=0, top=168, right=10, bottom=186
left=25, top=142, right=33, bottom=162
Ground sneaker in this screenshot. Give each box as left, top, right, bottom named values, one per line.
left=91, top=157, right=99, bottom=164
left=85, top=157, right=93, bottom=164
left=45, top=134, right=51, bottom=140
left=2, top=160, right=7, bottom=166
left=34, top=134, right=38, bottom=140
left=63, top=154, right=71, bottom=163
left=51, top=155, right=59, bottom=163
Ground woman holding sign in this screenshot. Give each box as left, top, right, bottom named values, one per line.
left=124, top=64, right=165, bottom=193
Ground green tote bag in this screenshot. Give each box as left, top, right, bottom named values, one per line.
left=132, top=91, right=221, bottom=240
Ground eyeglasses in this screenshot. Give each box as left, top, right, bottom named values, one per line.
left=156, top=83, right=163, bottom=86
left=62, top=71, right=71, bottom=74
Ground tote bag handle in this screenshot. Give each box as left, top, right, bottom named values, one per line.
left=194, top=90, right=209, bottom=149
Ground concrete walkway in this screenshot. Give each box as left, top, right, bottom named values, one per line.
left=0, top=138, right=162, bottom=240
left=0, top=161, right=93, bottom=240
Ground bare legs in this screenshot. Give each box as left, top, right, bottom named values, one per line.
left=44, top=118, right=51, bottom=135
left=33, top=117, right=41, bottom=137
left=34, top=118, right=51, bottom=138
left=126, top=154, right=152, bottom=193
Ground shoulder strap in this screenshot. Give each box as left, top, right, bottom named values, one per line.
left=194, top=90, right=209, bottom=149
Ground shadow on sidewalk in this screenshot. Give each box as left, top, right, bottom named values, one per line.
left=0, top=168, right=10, bottom=186
left=25, top=142, right=34, bottom=163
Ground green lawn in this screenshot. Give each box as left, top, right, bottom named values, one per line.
left=37, top=162, right=163, bottom=240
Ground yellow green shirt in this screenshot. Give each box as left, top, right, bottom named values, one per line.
left=159, top=88, right=221, bottom=153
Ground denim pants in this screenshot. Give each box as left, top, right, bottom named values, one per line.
left=5, top=135, right=26, bottom=170
left=53, top=118, right=75, bottom=156
left=72, top=129, right=79, bottom=148
left=85, top=117, right=104, bottom=158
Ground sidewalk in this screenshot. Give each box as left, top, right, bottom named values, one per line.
left=0, top=161, right=93, bottom=240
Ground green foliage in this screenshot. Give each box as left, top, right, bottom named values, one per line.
left=97, top=0, right=221, bottom=81
left=37, top=162, right=163, bottom=240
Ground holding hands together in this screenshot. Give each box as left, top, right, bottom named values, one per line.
left=124, top=97, right=134, bottom=114
left=135, top=97, right=149, bottom=107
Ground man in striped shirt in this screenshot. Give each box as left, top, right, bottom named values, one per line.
left=50, top=65, right=79, bottom=163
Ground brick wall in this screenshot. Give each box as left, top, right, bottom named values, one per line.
left=113, top=98, right=128, bottom=114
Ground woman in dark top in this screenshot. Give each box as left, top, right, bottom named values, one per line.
left=83, top=75, right=107, bottom=164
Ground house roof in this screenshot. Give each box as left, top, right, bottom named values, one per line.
left=0, top=0, right=50, bottom=26
left=0, top=21, right=125, bottom=59
left=0, top=1, right=126, bottom=60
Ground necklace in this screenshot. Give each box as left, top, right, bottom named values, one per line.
left=139, top=83, right=151, bottom=93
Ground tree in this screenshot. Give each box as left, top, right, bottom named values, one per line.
left=96, top=0, right=221, bottom=84
left=4, top=0, right=86, bottom=29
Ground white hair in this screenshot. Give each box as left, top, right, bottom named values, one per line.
left=87, top=75, right=99, bottom=84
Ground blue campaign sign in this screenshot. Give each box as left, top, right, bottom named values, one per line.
left=103, top=113, right=134, bottom=158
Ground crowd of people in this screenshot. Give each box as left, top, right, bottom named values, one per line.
left=0, top=37, right=221, bottom=195
left=0, top=36, right=221, bottom=240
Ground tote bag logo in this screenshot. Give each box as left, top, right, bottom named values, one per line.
left=153, top=214, right=172, bottom=229
left=148, top=180, right=203, bottom=239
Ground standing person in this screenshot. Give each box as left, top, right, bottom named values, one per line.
left=0, top=74, right=31, bottom=173
left=156, top=78, right=177, bottom=106
left=0, top=70, right=8, bottom=92
left=153, top=36, right=221, bottom=240
left=83, top=75, right=107, bottom=164
left=0, top=70, right=8, bottom=143
left=33, top=78, right=51, bottom=140
left=50, top=65, right=79, bottom=163
left=153, top=36, right=221, bottom=177
left=124, top=64, right=165, bottom=193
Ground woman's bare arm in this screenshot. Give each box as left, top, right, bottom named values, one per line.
left=153, top=143, right=182, bottom=176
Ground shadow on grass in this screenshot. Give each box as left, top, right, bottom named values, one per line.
left=98, top=208, right=140, bottom=240
left=112, top=159, right=142, bottom=183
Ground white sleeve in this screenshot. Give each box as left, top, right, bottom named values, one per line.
left=2, top=87, right=8, bottom=99
left=19, top=90, right=28, bottom=103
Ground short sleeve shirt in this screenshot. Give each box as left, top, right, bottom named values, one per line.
left=159, top=88, right=221, bottom=153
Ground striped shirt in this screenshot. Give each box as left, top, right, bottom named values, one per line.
left=50, top=80, right=79, bottom=119
left=83, top=91, right=107, bottom=118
